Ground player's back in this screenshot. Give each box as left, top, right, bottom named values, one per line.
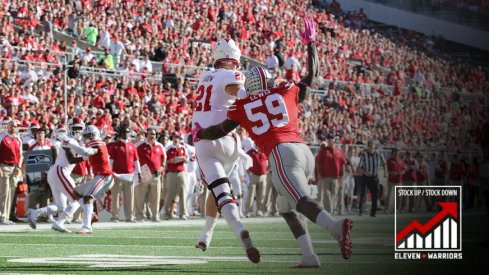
left=228, top=82, right=303, bottom=157
left=86, top=139, right=112, bottom=176
left=192, top=69, right=245, bottom=128
left=54, top=138, right=78, bottom=172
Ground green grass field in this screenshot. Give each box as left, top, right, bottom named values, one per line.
left=0, top=212, right=487, bottom=274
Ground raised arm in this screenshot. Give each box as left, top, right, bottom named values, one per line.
left=297, top=17, right=319, bottom=103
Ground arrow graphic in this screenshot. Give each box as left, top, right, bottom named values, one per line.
left=396, top=202, right=458, bottom=244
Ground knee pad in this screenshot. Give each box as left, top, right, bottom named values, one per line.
left=296, top=196, right=323, bottom=222
left=208, top=178, right=236, bottom=212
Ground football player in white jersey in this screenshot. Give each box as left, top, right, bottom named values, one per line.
left=27, top=118, right=85, bottom=232
left=191, top=38, right=260, bottom=263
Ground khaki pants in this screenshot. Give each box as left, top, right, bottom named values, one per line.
left=164, top=171, right=187, bottom=217
left=71, top=174, right=86, bottom=221
left=262, top=173, right=278, bottom=214
left=317, top=177, right=339, bottom=213
left=385, top=182, right=401, bottom=213
left=111, top=177, right=134, bottom=221
left=135, top=174, right=161, bottom=221
left=27, top=186, right=50, bottom=209
left=245, top=173, right=267, bottom=215
left=0, top=165, right=17, bottom=221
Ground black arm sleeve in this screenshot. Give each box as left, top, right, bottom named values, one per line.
left=64, top=147, right=84, bottom=164
left=197, top=119, right=240, bottom=140
left=298, top=42, right=319, bottom=103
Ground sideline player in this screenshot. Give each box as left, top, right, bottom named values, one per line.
left=27, top=118, right=85, bottom=232
left=194, top=18, right=352, bottom=267
left=64, top=125, right=115, bottom=234
left=191, top=38, right=260, bottom=263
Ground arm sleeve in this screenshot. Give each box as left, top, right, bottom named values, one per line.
left=66, top=142, right=96, bottom=157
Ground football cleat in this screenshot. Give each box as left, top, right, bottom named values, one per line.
left=293, top=254, right=320, bottom=268
left=240, top=230, right=260, bottom=264
left=27, top=210, right=38, bottom=230
left=337, top=218, right=353, bottom=260
left=76, top=226, right=93, bottom=234
left=52, top=223, right=72, bottom=233
left=195, top=241, right=207, bottom=252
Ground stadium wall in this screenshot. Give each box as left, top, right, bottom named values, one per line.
left=340, top=0, right=489, bottom=51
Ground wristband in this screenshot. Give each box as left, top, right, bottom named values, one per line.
left=237, top=87, right=248, bottom=99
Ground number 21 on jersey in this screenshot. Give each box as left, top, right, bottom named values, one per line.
left=195, top=85, right=212, bottom=112
left=244, top=94, right=289, bottom=135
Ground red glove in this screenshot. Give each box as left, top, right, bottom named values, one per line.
left=192, top=122, right=202, bottom=142
left=299, top=17, right=317, bottom=44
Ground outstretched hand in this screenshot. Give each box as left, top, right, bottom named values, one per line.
left=192, top=123, right=202, bottom=142
left=299, top=17, right=317, bottom=44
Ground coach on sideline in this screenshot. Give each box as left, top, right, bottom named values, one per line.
left=0, top=119, right=23, bottom=225
left=164, top=131, right=188, bottom=220
left=135, top=127, right=166, bottom=222
left=357, top=141, right=386, bottom=217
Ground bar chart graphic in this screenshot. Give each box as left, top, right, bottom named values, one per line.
left=395, top=202, right=461, bottom=251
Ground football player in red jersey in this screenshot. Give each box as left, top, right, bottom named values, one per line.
left=194, top=17, right=353, bottom=267
left=65, top=125, right=115, bottom=234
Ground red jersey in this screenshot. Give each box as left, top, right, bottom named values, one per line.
left=166, top=144, right=187, bottom=172
left=86, top=139, right=112, bottom=176
left=73, top=160, right=88, bottom=176
left=137, top=141, right=166, bottom=174
left=0, top=133, right=22, bottom=165
left=227, top=83, right=303, bottom=157
left=316, top=146, right=346, bottom=179
left=247, top=149, right=268, bottom=175
left=387, top=157, right=405, bottom=183
left=108, top=140, right=139, bottom=173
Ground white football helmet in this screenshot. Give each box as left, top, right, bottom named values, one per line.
left=53, top=124, right=67, bottom=140
left=68, top=117, right=85, bottom=140
left=244, top=66, right=274, bottom=95
left=213, top=38, right=241, bottom=68
left=83, top=125, right=100, bottom=140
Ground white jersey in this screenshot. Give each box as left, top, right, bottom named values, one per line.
left=54, top=137, right=79, bottom=173
left=192, top=68, right=245, bottom=128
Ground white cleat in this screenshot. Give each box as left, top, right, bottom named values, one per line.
left=293, top=254, right=321, bottom=268
left=76, top=226, right=93, bottom=234
left=52, top=223, right=72, bottom=233
left=27, top=210, right=38, bottom=230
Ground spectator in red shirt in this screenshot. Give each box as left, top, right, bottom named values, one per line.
left=385, top=148, right=405, bottom=214
left=315, top=135, right=346, bottom=213
left=108, top=124, right=141, bottom=223
left=163, top=131, right=188, bottom=220
left=244, top=147, right=268, bottom=217
left=435, top=152, right=449, bottom=186
left=135, top=127, right=166, bottom=222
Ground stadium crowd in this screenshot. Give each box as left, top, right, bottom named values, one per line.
left=0, top=0, right=488, bottom=225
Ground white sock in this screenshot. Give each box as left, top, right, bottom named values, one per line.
left=220, top=203, right=245, bottom=240
left=315, top=210, right=338, bottom=233
left=199, top=216, right=217, bottom=245
left=297, top=234, right=315, bottom=257
left=82, top=203, right=94, bottom=228
left=58, top=201, right=80, bottom=225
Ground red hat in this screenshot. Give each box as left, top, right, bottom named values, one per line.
left=171, top=131, right=181, bottom=138
left=86, top=47, right=91, bottom=52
